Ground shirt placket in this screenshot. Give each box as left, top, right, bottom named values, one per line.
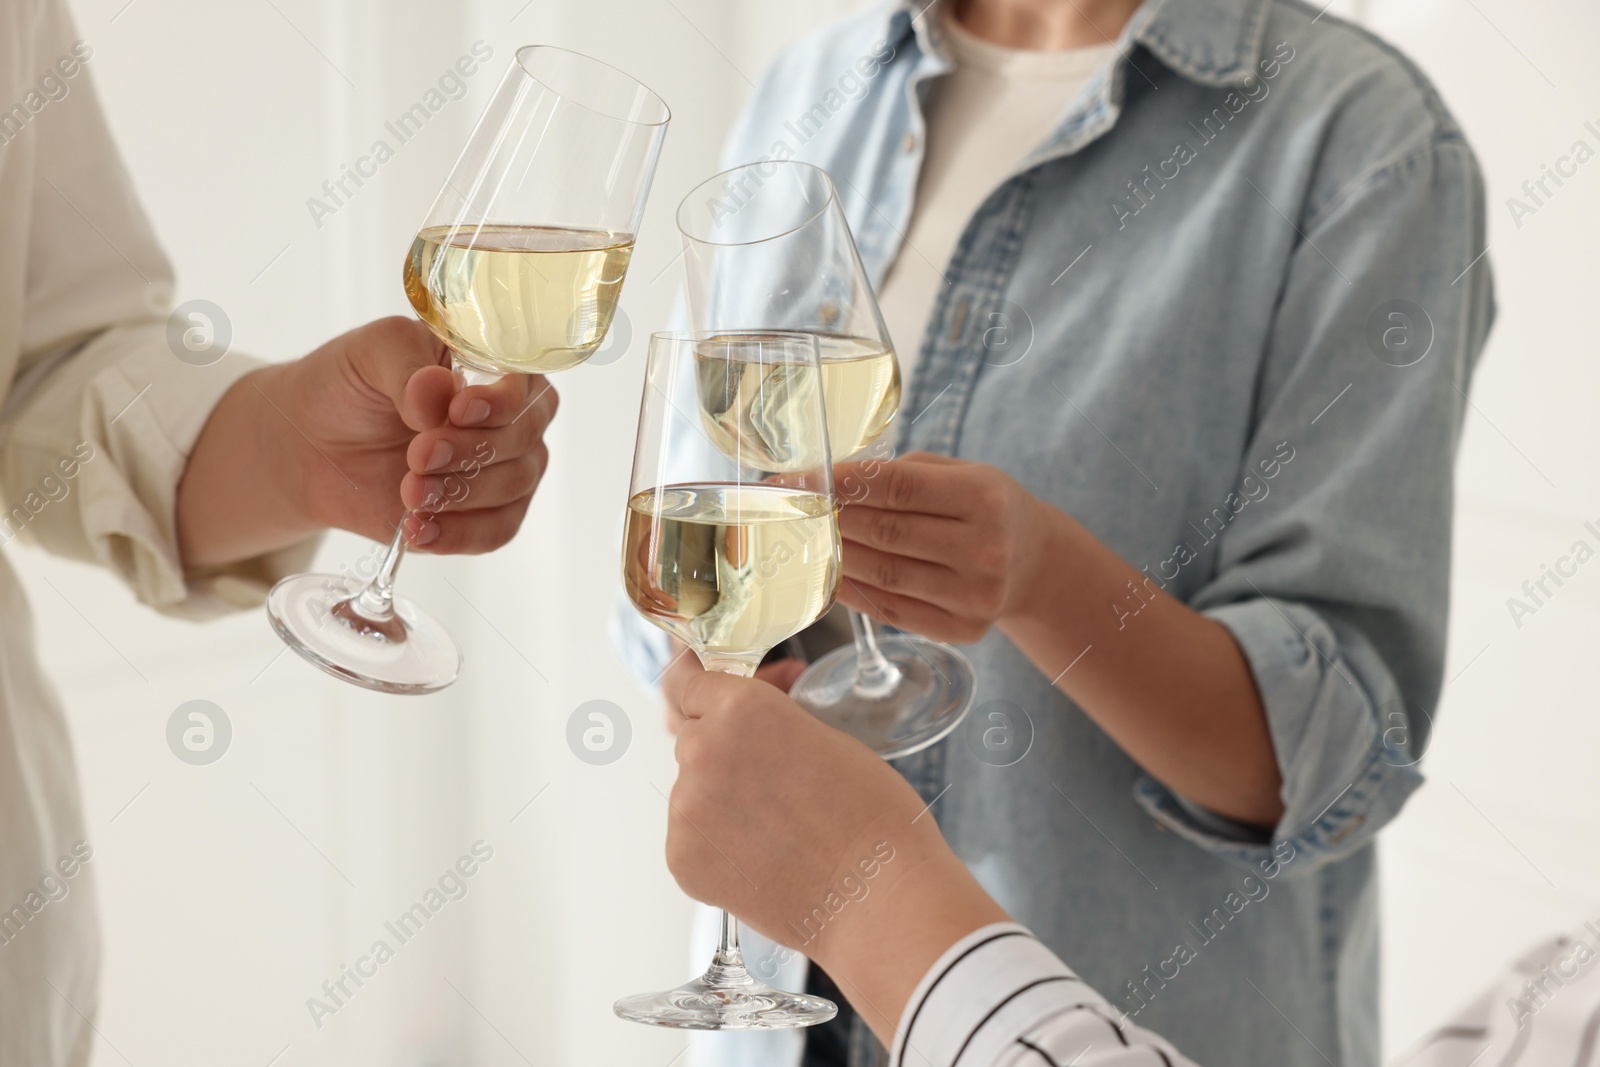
left=866, top=13, right=1134, bottom=853
left=875, top=170, right=1039, bottom=865
left=839, top=23, right=1126, bottom=1067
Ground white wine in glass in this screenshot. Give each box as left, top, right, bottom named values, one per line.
left=616, top=331, right=841, bottom=1031
left=694, top=331, right=900, bottom=472
left=266, top=47, right=668, bottom=694
left=812, top=334, right=901, bottom=459
left=624, top=484, right=839, bottom=669
left=677, top=161, right=974, bottom=759
left=404, top=224, right=634, bottom=375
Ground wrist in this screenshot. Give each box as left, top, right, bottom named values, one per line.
left=245, top=360, right=325, bottom=534
left=808, top=843, right=1009, bottom=1039
left=998, top=494, right=1074, bottom=633
left=176, top=362, right=321, bottom=568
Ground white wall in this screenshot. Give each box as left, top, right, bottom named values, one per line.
left=5, top=0, right=1594, bottom=1064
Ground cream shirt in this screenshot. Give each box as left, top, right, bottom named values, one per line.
left=876, top=12, right=1116, bottom=404
left=1, top=2, right=309, bottom=1062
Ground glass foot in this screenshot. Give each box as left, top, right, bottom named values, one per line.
left=614, top=961, right=836, bottom=1031
left=791, top=635, right=975, bottom=760
left=266, top=573, right=461, bottom=695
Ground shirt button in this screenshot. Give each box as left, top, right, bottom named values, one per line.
left=902, top=132, right=917, bottom=153
left=948, top=297, right=969, bottom=341
left=1328, top=814, right=1366, bottom=845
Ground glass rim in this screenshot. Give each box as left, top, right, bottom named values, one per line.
left=513, top=44, right=671, bottom=129
left=646, top=329, right=823, bottom=350
left=675, top=161, right=839, bottom=248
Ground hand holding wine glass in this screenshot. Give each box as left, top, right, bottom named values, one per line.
left=279, top=319, right=557, bottom=553
left=267, top=46, right=668, bottom=693
left=831, top=452, right=1049, bottom=643
left=616, top=330, right=841, bottom=1031
left=178, top=317, right=556, bottom=566
left=663, top=668, right=1009, bottom=1038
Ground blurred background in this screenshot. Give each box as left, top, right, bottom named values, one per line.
left=6, top=0, right=1596, bottom=1063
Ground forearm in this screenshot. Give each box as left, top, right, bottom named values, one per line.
left=999, top=502, right=1283, bottom=827
left=176, top=362, right=319, bottom=568
left=811, top=846, right=1009, bottom=1044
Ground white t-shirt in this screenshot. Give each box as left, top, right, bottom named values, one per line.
left=876, top=13, right=1116, bottom=406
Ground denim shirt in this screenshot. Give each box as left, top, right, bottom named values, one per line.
left=616, top=1, right=1493, bottom=1064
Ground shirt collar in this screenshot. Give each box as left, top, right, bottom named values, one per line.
left=886, top=0, right=1273, bottom=89
left=1130, top=0, right=1275, bottom=87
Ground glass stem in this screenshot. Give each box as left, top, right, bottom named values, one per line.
left=455, top=358, right=503, bottom=388
left=700, top=656, right=762, bottom=982
left=849, top=609, right=902, bottom=698
left=351, top=526, right=406, bottom=621
left=712, top=909, right=746, bottom=975
left=335, top=350, right=491, bottom=630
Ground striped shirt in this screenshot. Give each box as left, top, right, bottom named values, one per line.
left=1390, top=918, right=1600, bottom=1067
left=897, top=920, right=1600, bottom=1067
left=893, top=925, right=1194, bottom=1067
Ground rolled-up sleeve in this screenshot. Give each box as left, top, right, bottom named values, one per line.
left=1, top=332, right=315, bottom=618
left=1133, top=132, right=1494, bottom=873
left=0, top=0, right=316, bottom=619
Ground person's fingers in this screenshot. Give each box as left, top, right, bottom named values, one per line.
left=343, top=317, right=453, bottom=430
left=839, top=540, right=968, bottom=606
left=448, top=373, right=559, bottom=430
left=663, top=752, right=736, bottom=909
left=835, top=577, right=981, bottom=645
left=401, top=364, right=458, bottom=432
left=664, top=704, right=687, bottom=735
left=754, top=658, right=807, bottom=693
left=660, top=646, right=701, bottom=735
left=400, top=445, right=549, bottom=513
left=836, top=504, right=971, bottom=564
left=677, top=668, right=762, bottom=724
left=404, top=398, right=557, bottom=477
left=833, top=456, right=969, bottom=518
left=677, top=668, right=723, bottom=723
left=672, top=715, right=696, bottom=767
left=898, top=450, right=962, bottom=465
left=402, top=493, right=533, bottom=554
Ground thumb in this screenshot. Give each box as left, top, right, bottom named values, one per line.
left=754, top=658, right=807, bottom=694
left=345, top=317, right=454, bottom=431
left=677, top=668, right=730, bottom=723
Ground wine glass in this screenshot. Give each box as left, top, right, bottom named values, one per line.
left=676, top=161, right=975, bottom=759
left=615, top=331, right=841, bottom=1030
left=266, top=46, right=669, bottom=693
